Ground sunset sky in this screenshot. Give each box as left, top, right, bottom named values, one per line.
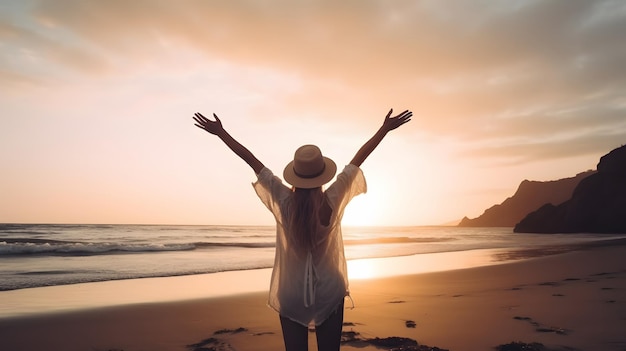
left=2, top=1, right=626, bottom=226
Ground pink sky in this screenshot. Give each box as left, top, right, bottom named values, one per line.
left=1, top=1, right=625, bottom=226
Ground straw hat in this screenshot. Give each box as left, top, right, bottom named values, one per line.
left=283, top=145, right=337, bottom=188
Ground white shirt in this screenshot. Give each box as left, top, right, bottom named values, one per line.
left=253, top=164, right=366, bottom=326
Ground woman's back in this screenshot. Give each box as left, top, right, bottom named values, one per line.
left=254, top=163, right=367, bottom=325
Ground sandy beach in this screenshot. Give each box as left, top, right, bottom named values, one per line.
left=1, top=240, right=625, bottom=351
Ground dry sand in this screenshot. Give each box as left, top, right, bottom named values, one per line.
left=1, top=241, right=625, bottom=351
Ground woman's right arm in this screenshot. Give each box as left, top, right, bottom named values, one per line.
left=193, top=112, right=265, bottom=174
left=349, top=108, right=412, bottom=167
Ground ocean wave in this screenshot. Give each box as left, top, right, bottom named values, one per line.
left=0, top=235, right=454, bottom=257
left=343, top=236, right=456, bottom=245
left=0, top=239, right=276, bottom=256
left=0, top=240, right=196, bottom=256
left=194, top=242, right=275, bottom=249
left=0, top=264, right=275, bottom=291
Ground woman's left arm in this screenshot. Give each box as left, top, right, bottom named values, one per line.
left=349, top=108, right=412, bottom=167
left=193, top=112, right=265, bottom=174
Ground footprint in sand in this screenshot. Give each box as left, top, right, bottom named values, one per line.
left=495, top=341, right=547, bottom=351
left=187, top=328, right=252, bottom=351
left=538, top=281, right=560, bottom=286
left=213, top=327, right=248, bottom=335
left=512, top=316, right=569, bottom=335
left=252, top=331, right=274, bottom=336
left=340, top=329, right=448, bottom=351
left=186, top=337, right=223, bottom=351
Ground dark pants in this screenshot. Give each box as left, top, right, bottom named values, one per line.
left=279, top=301, right=344, bottom=351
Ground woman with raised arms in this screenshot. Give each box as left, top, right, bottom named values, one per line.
left=193, top=108, right=411, bottom=351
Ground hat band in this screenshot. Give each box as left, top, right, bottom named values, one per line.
left=293, top=164, right=326, bottom=179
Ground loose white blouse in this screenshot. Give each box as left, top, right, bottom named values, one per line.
left=253, top=164, right=367, bottom=326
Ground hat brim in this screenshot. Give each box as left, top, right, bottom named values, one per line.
left=283, top=157, right=337, bottom=189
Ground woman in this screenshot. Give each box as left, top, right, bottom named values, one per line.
left=193, top=108, right=411, bottom=351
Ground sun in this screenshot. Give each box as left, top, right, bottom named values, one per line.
left=341, top=181, right=395, bottom=227
left=347, top=259, right=381, bottom=280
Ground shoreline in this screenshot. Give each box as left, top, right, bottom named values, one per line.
left=1, top=238, right=625, bottom=350
left=2, top=237, right=626, bottom=319
left=0, top=248, right=506, bottom=319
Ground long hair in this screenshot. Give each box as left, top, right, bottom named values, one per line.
left=286, top=187, right=325, bottom=253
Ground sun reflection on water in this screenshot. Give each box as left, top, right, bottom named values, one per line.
left=348, top=249, right=502, bottom=280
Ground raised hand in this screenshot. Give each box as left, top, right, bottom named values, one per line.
left=193, top=112, right=265, bottom=173
left=382, top=109, right=412, bottom=132
left=193, top=112, right=225, bottom=136
left=349, top=107, right=412, bottom=167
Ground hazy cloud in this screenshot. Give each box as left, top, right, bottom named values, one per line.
left=5, top=0, right=626, bottom=162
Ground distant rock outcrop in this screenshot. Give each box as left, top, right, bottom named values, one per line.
left=515, top=145, right=626, bottom=233
left=458, top=171, right=594, bottom=227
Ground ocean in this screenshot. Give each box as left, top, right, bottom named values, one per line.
left=1, top=223, right=623, bottom=292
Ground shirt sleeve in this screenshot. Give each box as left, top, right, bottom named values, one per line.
left=325, top=164, right=367, bottom=219
left=252, top=167, right=292, bottom=221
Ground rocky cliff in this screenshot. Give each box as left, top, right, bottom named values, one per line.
left=458, top=170, right=594, bottom=227
left=515, top=145, right=626, bottom=233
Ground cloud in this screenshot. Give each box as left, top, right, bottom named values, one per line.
left=4, top=0, right=626, bottom=163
